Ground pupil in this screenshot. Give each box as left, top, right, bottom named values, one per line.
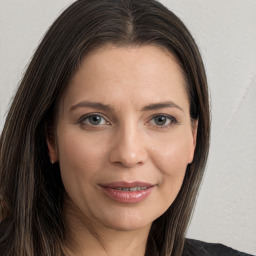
left=89, top=115, right=101, bottom=125
left=155, top=116, right=166, bottom=125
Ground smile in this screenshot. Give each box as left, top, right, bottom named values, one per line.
left=100, top=181, right=154, bottom=204
left=115, top=186, right=148, bottom=191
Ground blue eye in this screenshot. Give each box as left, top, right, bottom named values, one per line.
left=150, top=114, right=177, bottom=127
left=79, top=114, right=108, bottom=126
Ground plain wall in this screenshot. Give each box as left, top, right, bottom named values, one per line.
left=0, top=0, right=255, bottom=254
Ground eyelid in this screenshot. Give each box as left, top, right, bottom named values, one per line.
left=78, top=112, right=110, bottom=125
left=147, top=113, right=178, bottom=127
left=77, top=112, right=178, bottom=128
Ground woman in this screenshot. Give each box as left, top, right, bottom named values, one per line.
left=0, top=0, right=252, bottom=255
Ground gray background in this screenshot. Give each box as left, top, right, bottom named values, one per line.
left=0, top=0, right=255, bottom=254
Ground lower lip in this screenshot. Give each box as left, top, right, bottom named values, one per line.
left=101, top=187, right=154, bottom=204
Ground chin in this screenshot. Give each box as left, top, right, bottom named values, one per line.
left=102, top=216, right=152, bottom=232
left=94, top=205, right=163, bottom=232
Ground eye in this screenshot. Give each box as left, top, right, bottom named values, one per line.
left=79, top=114, right=109, bottom=126
left=149, top=114, right=177, bottom=127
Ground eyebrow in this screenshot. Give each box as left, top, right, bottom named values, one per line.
left=70, top=101, right=114, bottom=112
left=141, top=101, right=184, bottom=112
left=70, top=100, right=183, bottom=112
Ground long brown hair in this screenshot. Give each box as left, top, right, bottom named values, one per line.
left=0, top=0, right=210, bottom=255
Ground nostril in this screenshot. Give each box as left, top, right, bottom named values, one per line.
left=121, top=162, right=127, bottom=168
left=109, top=131, right=148, bottom=168
left=110, top=151, right=147, bottom=168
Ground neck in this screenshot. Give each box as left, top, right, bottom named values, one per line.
left=62, top=199, right=151, bottom=256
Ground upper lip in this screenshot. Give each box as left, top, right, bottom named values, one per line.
left=100, top=181, right=154, bottom=189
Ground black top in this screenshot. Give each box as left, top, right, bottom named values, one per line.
left=183, top=239, right=254, bottom=256
left=0, top=223, right=254, bottom=256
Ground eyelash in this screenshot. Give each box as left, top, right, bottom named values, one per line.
left=78, top=113, right=110, bottom=127
left=148, top=114, right=178, bottom=128
left=78, top=113, right=178, bottom=129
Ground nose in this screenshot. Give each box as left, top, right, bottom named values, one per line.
left=109, top=126, right=147, bottom=168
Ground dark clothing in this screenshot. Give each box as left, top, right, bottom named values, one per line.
left=183, top=239, right=254, bottom=256
left=0, top=223, right=254, bottom=256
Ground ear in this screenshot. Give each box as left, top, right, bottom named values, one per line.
left=188, top=119, right=198, bottom=164
left=46, top=125, right=58, bottom=164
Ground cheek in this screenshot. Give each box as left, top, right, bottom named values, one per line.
left=149, top=132, right=192, bottom=176
left=56, top=129, right=108, bottom=191
left=148, top=132, right=192, bottom=202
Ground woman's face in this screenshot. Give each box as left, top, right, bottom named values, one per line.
left=47, top=45, right=197, bottom=232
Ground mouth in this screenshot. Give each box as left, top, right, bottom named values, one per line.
left=115, top=186, right=149, bottom=191
left=100, top=181, right=154, bottom=188
left=99, top=181, right=154, bottom=204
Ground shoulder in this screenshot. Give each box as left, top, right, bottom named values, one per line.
left=183, top=238, right=254, bottom=256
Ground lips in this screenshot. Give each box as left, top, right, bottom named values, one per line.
left=100, top=181, right=154, bottom=204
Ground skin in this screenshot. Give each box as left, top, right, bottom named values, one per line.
left=47, top=44, right=197, bottom=256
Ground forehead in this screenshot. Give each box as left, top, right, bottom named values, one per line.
left=61, top=44, right=189, bottom=111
